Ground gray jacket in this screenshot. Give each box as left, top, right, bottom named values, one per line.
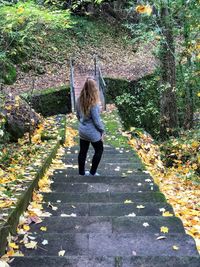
left=76, top=104, right=105, bottom=142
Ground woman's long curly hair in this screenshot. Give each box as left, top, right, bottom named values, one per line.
left=79, top=78, right=100, bottom=116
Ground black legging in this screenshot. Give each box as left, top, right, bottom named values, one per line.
left=78, top=139, right=104, bottom=175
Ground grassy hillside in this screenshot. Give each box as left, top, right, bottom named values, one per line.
left=1, top=3, right=155, bottom=93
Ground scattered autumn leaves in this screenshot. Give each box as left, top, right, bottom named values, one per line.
left=160, top=131, right=199, bottom=181
left=128, top=129, right=200, bottom=253
left=0, top=115, right=65, bottom=221
left=1, top=116, right=78, bottom=264
left=2, top=144, right=69, bottom=259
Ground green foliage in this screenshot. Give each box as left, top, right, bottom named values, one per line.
left=105, top=74, right=160, bottom=138
left=68, top=15, right=123, bottom=47
left=124, top=0, right=200, bottom=134
left=70, top=0, right=104, bottom=10
left=0, top=92, right=9, bottom=143
left=105, top=78, right=129, bottom=102
left=176, top=63, right=200, bottom=126
left=0, top=52, right=17, bottom=84
left=0, top=1, right=72, bottom=78
left=44, top=0, right=105, bottom=11
left=2, top=61, right=16, bottom=84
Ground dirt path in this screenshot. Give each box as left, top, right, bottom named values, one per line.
left=3, top=43, right=157, bottom=95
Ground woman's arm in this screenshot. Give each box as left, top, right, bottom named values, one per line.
left=91, top=105, right=104, bottom=133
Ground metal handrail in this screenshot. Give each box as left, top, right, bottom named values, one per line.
left=98, top=67, right=106, bottom=88
left=69, top=56, right=106, bottom=112
left=94, top=56, right=106, bottom=110
left=69, top=58, right=76, bottom=112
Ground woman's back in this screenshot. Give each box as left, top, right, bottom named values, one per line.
left=77, top=103, right=104, bottom=143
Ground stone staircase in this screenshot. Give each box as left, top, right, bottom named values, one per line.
left=73, top=69, right=105, bottom=111
left=70, top=57, right=106, bottom=112
left=74, top=69, right=94, bottom=101
left=11, top=145, right=200, bottom=266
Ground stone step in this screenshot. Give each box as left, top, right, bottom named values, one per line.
left=63, top=157, right=142, bottom=165
left=16, top=233, right=197, bottom=257
left=42, top=202, right=174, bottom=217
left=112, top=216, right=184, bottom=233
left=65, top=167, right=146, bottom=176
left=65, top=151, right=138, bottom=158
left=35, top=216, right=185, bottom=235
left=43, top=192, right=166, bottom=203
left=89, top=202, right=172, bottom=216
left=28, top=216, right=112, bottom=234
left=65, top=153, right=141, bottom=158
left=51, top=174, right=153, bottom=184
left=50, top=182, right=159, bottom=193
left=63, top=150, right=139, bottom=156
left=62, top=158, right=141, bottom=166
left=64, top=149, right=137, bottom=155
left=10, top=255, right=200, bottom=267
left=64, top=146, right=136, bottom=152
left=88, top=233, right=198, bottom=257
left=64, top=151, right=139, bottom=158
left=62, top=160, right=142, bottom=168
left=66, top=162, right=142, bottom=169
left=101, top=161, right=143, bottom=166
left=28, top=216, right=185, bottom=234
left=64, top=155, right=140, bottom=162
left=82, top=164, right=143, bottom=170
left=65, top=145, right=122, bottom=151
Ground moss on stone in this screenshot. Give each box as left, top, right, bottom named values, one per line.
left=21, top=86, right=71, bottom=117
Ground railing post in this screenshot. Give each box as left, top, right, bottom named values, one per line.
left=99, top=68, right=107, bottom=111
left=94, top=55, right=100, bottom=94
left=93, top=55, right=107, bottom=111
left=69, top=58, right=76, bottom=113
left=94, top=55, right=97, bottom=76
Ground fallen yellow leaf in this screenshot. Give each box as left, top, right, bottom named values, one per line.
left=23, top=225, right=30, bottom=232
left=160, top=226, right=169, bottom=233
left=8, top=242, right=19, bottom=249
left=40, top=226, right=47, bottom=231
left=162, top=211, right=173, bottom=217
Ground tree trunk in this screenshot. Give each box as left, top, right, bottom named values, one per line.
left=159, top=6, right=178, bottom=138
left=182, top=1, right=194, bottom=129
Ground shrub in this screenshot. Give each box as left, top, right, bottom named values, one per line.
left=105, top=74, right=160, bottom=138
left=0, top=92, right=9, bottom=143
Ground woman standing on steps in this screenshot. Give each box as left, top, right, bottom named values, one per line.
left=76, top=77, right=105, bottom=176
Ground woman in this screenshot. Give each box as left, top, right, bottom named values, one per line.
left=76, top=78, right=104, bottom=176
